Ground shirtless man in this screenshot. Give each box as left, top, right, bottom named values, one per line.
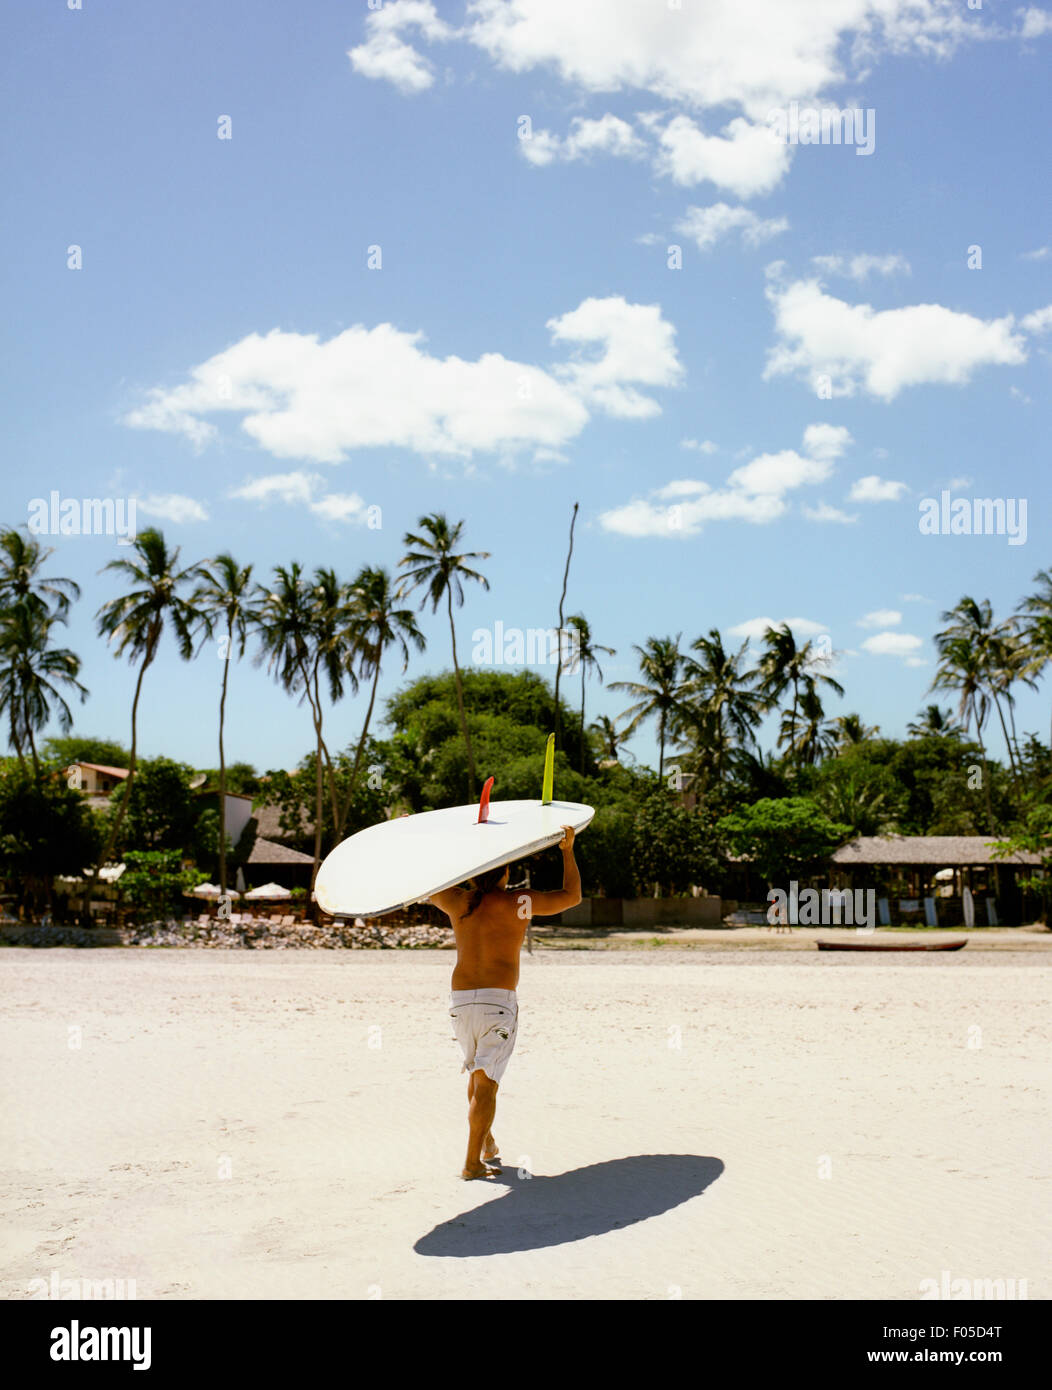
left=429, top=825, right=581, bottom=1180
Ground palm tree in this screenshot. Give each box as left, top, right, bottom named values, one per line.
left=1016, top=567, right=1052, bottom=752
left=610, top=635, right=687, bottom=781
left=398, top=514, right=490, bottom=799
left=192, top=554, right=256, bottom=895
left=679, top=629, right=764, bottom=785
left=94, top=528, right=202, bottom=876
left=0, top=527, right=82, bottom=766
left=906, top=704, right=961, bottom=738
left=935, top=597, right=1021, bottom=792
left=589, top=713, right=629, bottom=764
left=833, top=712, right=879, bottom=748
left=0, top=604, right=87, bottom=777
left=255, top=563, right=354, bottom=885
left=930, top=629, right=994, bottom=830
left=334, top=566, right=425, bottom=842
left=565, top=614, right=615, bottom=774
left=0, top=527, right=81, bottom=622
left=779, top=684, right=838, bottom=766
left=757, top=624, right=844, bottom=772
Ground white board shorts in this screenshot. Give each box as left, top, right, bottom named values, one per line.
left=449, top=988, right=518, bottom=1084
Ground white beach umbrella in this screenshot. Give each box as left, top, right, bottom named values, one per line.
left=244, top=882, right=292, bottom=900
left=190, top=883, right=240, bottom=899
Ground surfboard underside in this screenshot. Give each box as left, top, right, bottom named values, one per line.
left=314, top=799, right=595, bottom=918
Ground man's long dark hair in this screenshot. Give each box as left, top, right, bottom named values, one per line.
left=462, top=865, right=510, bottom=918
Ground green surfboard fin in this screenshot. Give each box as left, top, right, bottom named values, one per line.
left=541, top=732, right=555, bottom=805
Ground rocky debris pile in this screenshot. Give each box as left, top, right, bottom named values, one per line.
left=1, top=916, right=454, bottom=949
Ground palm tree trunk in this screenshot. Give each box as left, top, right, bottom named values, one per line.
left=972, top=717, right=995, bottom=833
left=217, top=617, right=231, bottom=895
left=88, top=631, right=156, bottom=920
left=447, top=588, right=477, bottom=799
left=335, top=656, right=382, bottom=843
left=659, top=709, right=666, bottom=781
left=25, top=718, right=39, bottom=780
left=580, top=669, right=587, bottom=775
left=991, top=692, right=1020, bottom=789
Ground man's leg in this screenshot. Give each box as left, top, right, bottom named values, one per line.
left=463, top=1069, right=500, bottom=1179
left=467, top=1071, right=499, bottom=1160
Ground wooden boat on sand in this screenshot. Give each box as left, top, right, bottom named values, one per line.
left=816, top=938, right=967, bottom=953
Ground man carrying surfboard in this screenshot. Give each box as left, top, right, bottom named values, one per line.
left=429, top=825, right=581, bottom=1180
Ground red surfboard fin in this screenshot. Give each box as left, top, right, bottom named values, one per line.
left=477, top=776, right=494, bottom=823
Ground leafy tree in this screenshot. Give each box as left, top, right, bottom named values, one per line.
left=0, top=770, right=101, bottom=915
left=117, top=757, right=198, bottom=853
left=119, top=850, right=198, bottom=922
left=631, top=791, right=723, bottom=896
left=991, top=803, right=1052, bottom=923
left=717, top=797, right=852, bottom=887
left=43, top=735, right=130, bottom=768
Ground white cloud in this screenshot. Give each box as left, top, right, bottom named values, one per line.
left=901, top=592, right=934, bottom=603
left=520, top=114, right=646, bottom=166
left=849, top=474, right=908, bottom=502
left=1021, top=245, right=1051, bottom=261
left=135, top=493, right=209, bottom=523
left=461, top=2, right=978, bottom=119
left=728, top=616, right=828, bottom=641
left=811, top=252, right=911, bottom=281
left=599, top=423, right=850, bottom=537
left=802, top=422, right=852, bottom=463
left=655, top=115, right=791, bottom=198
left=764, top=274, right=1027, bottom=399
left=675, top=202, right=788, bottom=251
left=858, top=609, right=902, bottom=628
left=1021, top=304, right=1052, bottom=334
left=309, top=493, right=368, bottom=523
left=1017, top=7, right=1052, bottom=38
left=547, top=296, right=682, bottom=417
left=124, top=297, right=680, bottom=463
left=804, top=502, right=858, bottom=523
left=348, top=0, right=452, bottom=94
left=681, top=437, right=718, bottom=453
left=228, top=471, right=368, bottom=524
left=861, top=631, right=924, bottom=658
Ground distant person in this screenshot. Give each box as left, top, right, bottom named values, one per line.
left=429, top=825, right=581, bottom=1180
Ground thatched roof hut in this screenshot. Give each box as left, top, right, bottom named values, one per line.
left=831, top=836, right=1041, bottom=868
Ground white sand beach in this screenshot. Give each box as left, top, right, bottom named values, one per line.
left=2, top=947, right=1048, bottom=1301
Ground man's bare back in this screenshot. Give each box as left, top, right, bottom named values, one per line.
left=429, top=826, right=581, bottom=1180
left=429, top=825, right=582, bottom=991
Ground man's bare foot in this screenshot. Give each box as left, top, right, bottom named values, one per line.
left=483, top=1135, right=500, bottom=1161
left=461, top=1161, right=502, bottom=1180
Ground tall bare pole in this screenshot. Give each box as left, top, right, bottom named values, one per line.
left=553, top=501, right=579, bottom=749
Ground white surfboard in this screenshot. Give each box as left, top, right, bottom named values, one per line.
left=315, top=797, right=595, bottom=918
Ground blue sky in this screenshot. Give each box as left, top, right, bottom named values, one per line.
left=2, top=0, right=1049, bottom=775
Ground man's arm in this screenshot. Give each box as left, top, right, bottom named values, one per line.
left=428, top=887, right=466, bottom=919
left=522, top=826, right=582, bottom=917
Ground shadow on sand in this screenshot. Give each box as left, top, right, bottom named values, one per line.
left=415, top=1153, right=723, bottom=1257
